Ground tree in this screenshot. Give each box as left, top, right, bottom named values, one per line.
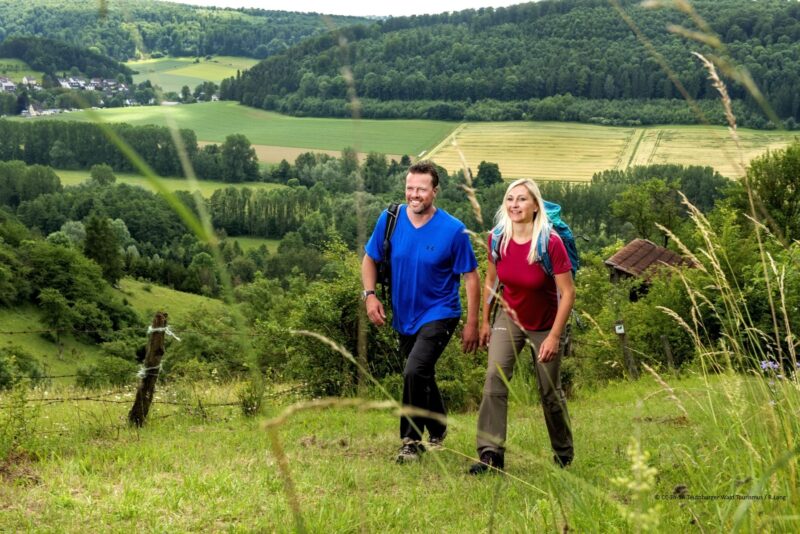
left=611, top=179, right=682, bottom=246
left=49, top=140, right=78, bottom=169
left=745, top=142, right=800, bottom=242
left=60, top=220, right=86, bottom=247
left=89, top=164, right=116, bottom=186
left=475, top=161, right=502, bottom=188
left=181, top=85, right=194, bottom=103
left=38, top=288, right=74, bottom=342
left=84, top=213, right=124, bottom=285
left=221, top=134, right=259, bottom=183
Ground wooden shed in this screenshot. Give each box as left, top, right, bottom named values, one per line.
left=604, top=238, right=695, bottom=284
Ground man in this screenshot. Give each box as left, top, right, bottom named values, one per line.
left=362, top=161, right=480, bottom=463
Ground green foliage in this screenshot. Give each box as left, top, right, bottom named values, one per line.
left=37, top=288, right=73, bottom=339
left=0, top=0, right=368, bottom=60
left=227, top=0, right=800, bottom=126
left=220, top=134, right=259, bottom=183
left=164, top=305, right=251, bottom=380
left=0, top=36, right=132, bottom=81
left=0, top=377, right=39, bottom=461
left=0, top=160, right=62, bottom=209
left=89, top=164, right=116, bottom=186
left=474, top=161, right=502, bottom=189
left=84, top=213, right=124, bottom=285
left=0, top=119, right=198, bottom=177
left=0, top=346, right=44, bottom=390
left=75, top=356, right=138, bottom=388
left=744, top=141, right=800, bottom=243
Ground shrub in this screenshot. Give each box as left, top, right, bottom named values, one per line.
left=0, top=346, right=44, bottom=390
left=75, top=357, right=138, bottom=389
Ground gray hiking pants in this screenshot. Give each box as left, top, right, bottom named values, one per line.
left=476, top=308, right=573, bottom=459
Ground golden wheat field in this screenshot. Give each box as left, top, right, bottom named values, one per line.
left=428, top=122, right=796, bottom=181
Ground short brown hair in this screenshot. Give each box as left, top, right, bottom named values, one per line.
left=408, top=161, right=439, bottom=188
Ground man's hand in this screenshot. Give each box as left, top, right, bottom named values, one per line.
left=365, top=295, right=386, bottom=326
left=462, top=321, right=479, bottom=352
left=537, top=333, right=561, bottom=362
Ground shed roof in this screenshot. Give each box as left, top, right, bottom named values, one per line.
left=604, top=238, right=693, bottom=278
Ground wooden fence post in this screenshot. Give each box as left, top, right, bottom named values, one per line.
left=616, top=320, right=639, bottom=380
left=661, top=334, right=677, bottom=377
left=129, top=311, right=168, bottom=427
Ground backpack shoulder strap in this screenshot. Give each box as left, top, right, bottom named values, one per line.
left=490, top=226, right=503, bottom=264
left=383, top=203, right=400, bottom=250
left=536, top=228, right=556, bottom=278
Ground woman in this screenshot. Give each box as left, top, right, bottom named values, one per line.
left=470, top=178, right=575, bottom=474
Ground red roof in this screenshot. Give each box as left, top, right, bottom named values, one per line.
left=604, top=239, right=693, bottom=278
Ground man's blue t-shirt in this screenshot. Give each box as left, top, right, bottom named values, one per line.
left=365, top=205, right=477, bottom=335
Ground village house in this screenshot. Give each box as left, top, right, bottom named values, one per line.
left=0, top=77, right=17, bottom=92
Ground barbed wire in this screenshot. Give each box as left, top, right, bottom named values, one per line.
left=0, top=384, right=305, bottom=409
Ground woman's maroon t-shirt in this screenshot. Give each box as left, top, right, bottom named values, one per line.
left=489, top=232, right=571, bottom=331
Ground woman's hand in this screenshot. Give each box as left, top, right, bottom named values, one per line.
left=537, top=333, right=561, bottom=362
left=479, top=320, right=492, bottom=348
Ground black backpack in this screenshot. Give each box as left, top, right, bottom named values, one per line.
left=376, top=203, right=401, bottom=302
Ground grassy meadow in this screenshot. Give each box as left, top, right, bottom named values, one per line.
left=1, top=371, right=797, bottom=532
left=231, top=236, right=279, bottom=254
left=125, top=56, right=259, bottom=94
left=56, top=169, right=285, bottom=197
left=0, top=278, right=226, bottom=387
left=429, top=122, right=796, bottom=181
left=30, top=101, right=456, bottom=161
left=0, top=58, right=43, bottom=83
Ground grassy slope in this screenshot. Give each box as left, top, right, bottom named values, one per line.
left=1, top=373, right=796, bottom=531
left=56, top=169, right=285, bottom=197
left=23, top=101, right=457, bottom=156
left=231, top=236, right=279, bottom=253
left=0, top=279, right=229, bottom=383
left=125, top=56, right=259, bottom=94
left=0, top=306, right=104, bottom=378
left=0, top=58, right=43, bottom=83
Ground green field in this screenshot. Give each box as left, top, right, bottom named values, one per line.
left=125, top=56, right=259, bottom=93
left=0, top=58, right=43, bottom=83
left=231, top=236, right=279, bottom=253
left=56, top=169, right=284, bottom=197
left=428, top=122, right=796, bottom=181
left=29, top=101, right=457, bottom=159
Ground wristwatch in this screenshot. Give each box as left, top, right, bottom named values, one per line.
left=361, top=290, right=376, bottom=301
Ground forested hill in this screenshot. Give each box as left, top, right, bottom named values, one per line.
left=0, top=0, right=370, bottom=61
left=0, top=37, right=133, bottom=82
left=223, top=0, right=800, bottom=127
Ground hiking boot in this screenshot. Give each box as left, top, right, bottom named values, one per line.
left=427, top=431, right=447, bottom=451
left=554, top=454, right=573, bottom=468
left=468, top=450, right=504, bottom=475
left=396, top=439, right=425, bottom=464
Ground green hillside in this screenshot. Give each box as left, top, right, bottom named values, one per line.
left=125, top=56, right=259, bottom=93
left=0, top=0, right=370, bottom=60
left=225, top=0, right=800, bottom=128
left=0, top=58, right=43, bottom=83
left=0, top=278, right=230, bottom=383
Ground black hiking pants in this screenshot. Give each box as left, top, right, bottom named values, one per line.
left=399, top=317, right=460, bottom=442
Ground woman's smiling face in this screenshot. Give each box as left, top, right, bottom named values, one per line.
left=505, top=184, right=537, bottom=223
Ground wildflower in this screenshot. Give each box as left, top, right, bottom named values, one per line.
left=760, top=360, right=779, bottom=371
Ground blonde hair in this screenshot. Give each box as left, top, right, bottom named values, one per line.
left=492, top=178, right=549, bottom=265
